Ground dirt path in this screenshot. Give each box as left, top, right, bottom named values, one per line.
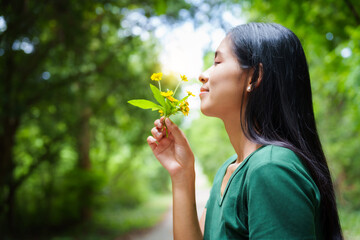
left=119, top=163, right=210, bottom=240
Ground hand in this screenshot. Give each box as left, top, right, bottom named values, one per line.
left=147, top=117, right=195, bottom=181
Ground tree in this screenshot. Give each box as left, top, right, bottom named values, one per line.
left=0, top=0, right=191, bottom=235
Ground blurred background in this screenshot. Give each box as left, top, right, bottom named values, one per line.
left=1, top=0, right=359, bottom=239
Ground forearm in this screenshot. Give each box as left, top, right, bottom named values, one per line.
left=147, top=118, right=202, bottom=239
left=172, top=171, right=203, bottom=240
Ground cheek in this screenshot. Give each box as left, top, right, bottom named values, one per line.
left=200, top=87, right=243, bottom=117
left=208, top=81, right=243, bottom=114
left=211, top=77, right=243, bottom=103
left=220, top=88, right=242, bottom=109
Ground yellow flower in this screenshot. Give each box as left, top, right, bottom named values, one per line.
left=180, top=101, right=190, bottom=116
left=180, top=74, right=188, bottom=82
left=186, top=90, right=195, bottom=97
left=166, top=95, right=178, bottom=102
left=158, top=109, right=164, bottom=116
left=151, top=72, right=162, bottom=81
left=161, top=90, right=174, bottom=97
left=181, top=107, right=189, bottom=116
left=180, top=101, right=189, bottom=108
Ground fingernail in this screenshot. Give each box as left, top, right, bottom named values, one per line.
left=165, top=118, right=171, bottom=125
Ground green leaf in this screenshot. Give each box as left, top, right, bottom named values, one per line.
left=150, top=84, right=166, bottom=107
left=128, top=99, right=163, bottom=111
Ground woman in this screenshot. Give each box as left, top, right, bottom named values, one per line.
left=147, top=23, right=343, bottom=239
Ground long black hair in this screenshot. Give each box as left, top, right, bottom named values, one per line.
left=228, top=23, right=342, bottom=239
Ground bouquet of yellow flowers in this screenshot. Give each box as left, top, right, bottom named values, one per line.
left=128, top=73, right=194, bottom=134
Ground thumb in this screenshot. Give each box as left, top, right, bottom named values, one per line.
left=165, top=118, right=186, bottom=143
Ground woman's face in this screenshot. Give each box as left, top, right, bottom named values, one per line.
left=199, top=36, right=248, bottom=119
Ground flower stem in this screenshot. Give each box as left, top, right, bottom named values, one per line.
left=158, top=81, right=161, bottom=92
left=164, top=117, right=169, bottom=137
left=173, top=81, right=181, bottom=96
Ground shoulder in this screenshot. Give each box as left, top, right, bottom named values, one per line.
left=248, top=145, right=305, bottom=174
left=246, top=145, right=319, bottom=199
left=245, top=145, right=322, bottom=239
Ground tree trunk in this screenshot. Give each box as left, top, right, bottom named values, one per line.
left=77, top=107, right=92, bottom=221
left=0, top=116, right=20, bottom=233
left=78, top=107, right=92, bottom=170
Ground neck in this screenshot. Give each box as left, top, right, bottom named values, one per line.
left=221, top=114, right=261, bottom=163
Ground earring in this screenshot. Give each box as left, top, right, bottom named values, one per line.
left=247, top=86, right=252, bottom=92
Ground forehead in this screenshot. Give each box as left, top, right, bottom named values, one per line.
left=215, top=37, right=235, bottom=58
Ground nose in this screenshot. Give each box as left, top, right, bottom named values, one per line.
left=199, top=67, right=211, bottom=84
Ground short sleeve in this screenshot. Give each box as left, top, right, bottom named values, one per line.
left=247, top=159, right=319, bottom=239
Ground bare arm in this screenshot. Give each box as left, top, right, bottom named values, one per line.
left=147, top=117, right=203, bottom=240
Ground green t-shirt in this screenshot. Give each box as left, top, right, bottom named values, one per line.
left=204, top=145, right=322, bottom=239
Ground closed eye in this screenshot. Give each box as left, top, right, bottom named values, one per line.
left=214, top=61, right=221, bottom=66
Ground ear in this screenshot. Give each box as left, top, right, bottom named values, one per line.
left=255, top=63, right=263, bottom=88
left=246, top=63, right=263, bottom=92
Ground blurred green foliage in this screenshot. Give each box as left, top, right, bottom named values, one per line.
left=0, top=0, right=190, bottom=238
left=1, top=0, right=359, bottom=238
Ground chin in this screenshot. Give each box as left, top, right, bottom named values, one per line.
left=200, top=104, right=210, bottom=116
left=200, top=104, right=217, bottom=118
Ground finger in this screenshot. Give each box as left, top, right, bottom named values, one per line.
left=165, top=118, right=186, bottom=143
left=160, top=116, right=165, bottom=124
left=147, top=136, right=157, bottom=151
left=151, top=127, right=164, bottom=140
left=154, top=119, right=163, bottom=129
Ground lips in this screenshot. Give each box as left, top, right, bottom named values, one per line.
left=199, top=86, right=209, bottom=97
left=200, top=87, right=209, bottom=93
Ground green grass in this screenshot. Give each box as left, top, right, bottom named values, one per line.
left=339, top=207, right=360, bottom=240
